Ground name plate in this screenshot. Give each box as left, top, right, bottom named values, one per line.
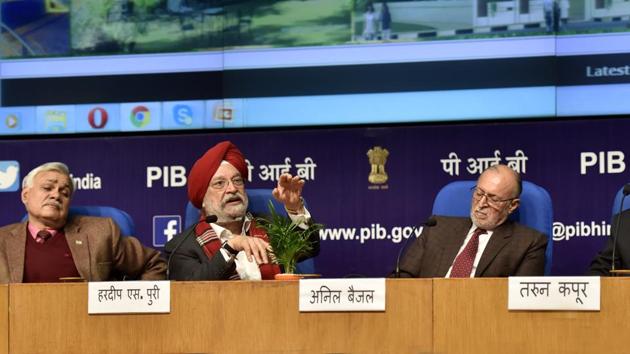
left=508, top=276, right=600, bottom=311
left=88, top=281, right=170, bottom=314
left=299, top=278, right=386, bottom=312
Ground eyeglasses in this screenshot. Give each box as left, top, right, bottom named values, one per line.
left=471, top=187, right=516, bottom=209
left=210, top=176, right=245, bottom=190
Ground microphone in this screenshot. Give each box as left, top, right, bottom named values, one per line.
left=393, top=217, right=437, bottom=278
left=166, top=215, right=218, bottom=280
left=611, top=184, right=630, bottom=274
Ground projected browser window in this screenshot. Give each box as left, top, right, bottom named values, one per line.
left=1, top=0, right=630, bottom=135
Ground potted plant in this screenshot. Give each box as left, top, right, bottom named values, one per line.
left=256, top=201, right=323, bottom=280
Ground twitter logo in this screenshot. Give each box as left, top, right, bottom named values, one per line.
left=0, top=161, right=20, bottom=192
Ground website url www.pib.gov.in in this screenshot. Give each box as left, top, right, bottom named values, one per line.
left=319, top=224, right=425, bottom=244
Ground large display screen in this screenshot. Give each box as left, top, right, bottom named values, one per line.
left=1, top=0, right=630, bottom=135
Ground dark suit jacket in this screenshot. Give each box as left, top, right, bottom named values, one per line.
left=588, top=209, right=630, bottom=275
left=0, top=215, right=166, bottom=283
left=398, top=215, right=547, bottom=277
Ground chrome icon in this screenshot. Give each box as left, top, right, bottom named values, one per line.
left=88, top=107, right=108, bottom=129
left=130, top=106, right=150, bottom=128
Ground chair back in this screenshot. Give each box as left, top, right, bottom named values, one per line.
left=23, top=205, right=136, bottom=236
left=431, top=180, right=554, bottom=275
left=611, top=185, right=630, bottom=216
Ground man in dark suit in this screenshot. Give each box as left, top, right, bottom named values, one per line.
left=0, top=162, right=166, bottom=283
left=397, top=164, right=547, bottom=278
left=588, top=209, right=630, bottom=275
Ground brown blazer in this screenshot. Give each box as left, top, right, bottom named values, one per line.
left=398, top=215, right=547, bottom=278
left=0, top=215, right=166, bottom=283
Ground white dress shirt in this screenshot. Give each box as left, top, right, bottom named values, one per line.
left=445, top=226, right=494, bottom=278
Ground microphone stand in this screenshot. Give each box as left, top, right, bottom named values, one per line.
left=393, top=217, right=437, bottom=278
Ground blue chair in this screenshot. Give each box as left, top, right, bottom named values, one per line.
left=23, top=205, right=136, bottom=236
left=184, top=189, right=287, bottom=228
left=611, top=185, right=630, bottom=216
left=431, top=180, right=554, bottom=275
left=184, top=188, right=316, bottom=274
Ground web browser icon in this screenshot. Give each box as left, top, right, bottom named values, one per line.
left=120, top=102, right=160, bottom=131
left=130, top=106, right=151, bottom=128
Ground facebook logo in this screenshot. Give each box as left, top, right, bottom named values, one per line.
left=153, top=215, right=182, bottom=247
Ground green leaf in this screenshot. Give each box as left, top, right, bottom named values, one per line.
left=255, top=200, right=323, bottom=274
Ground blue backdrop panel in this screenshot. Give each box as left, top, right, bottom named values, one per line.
left=0, top=117, right=625, bottom=277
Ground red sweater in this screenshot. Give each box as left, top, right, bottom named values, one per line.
left=23, top=231, right=80, bottom=283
